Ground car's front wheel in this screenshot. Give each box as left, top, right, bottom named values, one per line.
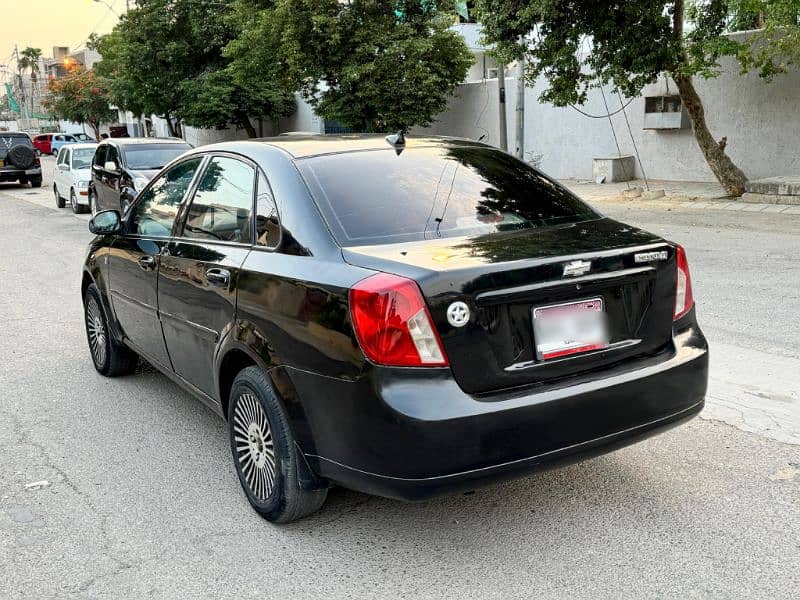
left=54, top=184, right=65, bottom=208
left=228, top=366, right=328, bottom=523
left=83, top=283, right=137, bottom=376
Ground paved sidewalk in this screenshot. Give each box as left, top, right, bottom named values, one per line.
left=561, top=178, right=800, bottom=215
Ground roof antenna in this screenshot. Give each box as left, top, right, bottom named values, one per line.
left=385, top=130, right=406, bottom=155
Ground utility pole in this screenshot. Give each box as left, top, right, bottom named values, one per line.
left=497, top=62, right=508, bottom=151
left=515, top=57, right=525, bottom=160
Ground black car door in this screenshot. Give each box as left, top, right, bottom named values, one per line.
left=107, top=157, right=204, bottom=369
left=91, top=145, right=109, bottom=210
left=103, top=145, right=123, bottom=210
left=158, top=154, right=255, bottom=398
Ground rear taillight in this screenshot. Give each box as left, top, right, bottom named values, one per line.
left=674, top=245, right=694, bottom=320
left=349, top=273, right=448, bottom=367
left=34, top=156, right=40, bottom=166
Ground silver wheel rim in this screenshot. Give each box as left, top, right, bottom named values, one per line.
left=233, top=393, right=276, bottom=501
left=71, top=191, right=76, bottom=210
left=86, top=296, right=107, bottom=367
left=54, top=186, right=59, bottom=203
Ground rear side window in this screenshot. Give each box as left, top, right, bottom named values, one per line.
left=297, top=146, right=599, bottom=246
left=181, top=156, right=254, bottom=244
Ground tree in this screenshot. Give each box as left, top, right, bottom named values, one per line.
left=17, top=47, right=42, bottom=113
left=17, top=47, right=42, bottom=81
left=95, top=0, right=296, bottom=138
left=272, top=0, right=474, bottom=132
left=725, top=0, right=800, bottom=79
left=43, top=69, right=116, bottom=140
left=476, top=0, right=799, bottom=196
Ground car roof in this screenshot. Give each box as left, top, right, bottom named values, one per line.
left=64, top=143, right=98, bottom=150
left=218, top=134, right=489, bottom=159
left=103, top=137, right=189, bottom=147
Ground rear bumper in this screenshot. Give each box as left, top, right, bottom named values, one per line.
left=291, top=323, right=708, bottom=501
left=0, top=168, right=41, bottom=181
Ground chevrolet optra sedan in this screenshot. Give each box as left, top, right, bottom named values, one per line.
left=82, top=135, right=708, bottom=523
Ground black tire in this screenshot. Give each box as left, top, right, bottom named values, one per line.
left=30, top=177, right=42, bottom=188
left=70, top=189, right=85, bottom=214
left=54, top=184, right=65, bottom=208
left=83, top=283, right=138, bottom=377
left=18, top=176, right=28, bottom=186
left=228, top=366, right=327, bottom=523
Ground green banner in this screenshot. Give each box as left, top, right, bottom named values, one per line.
left=4, top=83, right=20, bottom=113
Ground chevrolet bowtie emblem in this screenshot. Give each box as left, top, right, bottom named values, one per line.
left=563, top=260, right=591, bottom=277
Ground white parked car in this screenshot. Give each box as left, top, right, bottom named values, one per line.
left=54, top=143, right=97, bottom=213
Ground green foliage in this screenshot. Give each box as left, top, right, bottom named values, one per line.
left=271, top=0, right=473, bottom=132
left=726, top=0, right=800, bottom=79
left=18, top=47, right=42, bottom=79
left=95, top=0, right=295, bottom=136
left=477, top=0, right=799, bottom=106
left=43, top=69, right=116, bottom=138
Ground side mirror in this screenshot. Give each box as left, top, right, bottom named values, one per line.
left=89, top=210, right=122, bottom=235
left=104, top=161, right=118, bottom=172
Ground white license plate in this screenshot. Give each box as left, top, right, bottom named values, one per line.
left=532, top=298, right=609, bottom=361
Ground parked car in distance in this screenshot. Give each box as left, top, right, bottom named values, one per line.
left=54, top=143, right=98, bottom=213
left=0, top=132, right=42, bottom=187
left=50, top=133, right=79, bottom=156
left=89, top=137, right=192, bottom=215
left=32, top=133, right=55, bottom=156
left=72, top=132, right=96, bottom=143
left=81, top=135, right=708, bottom=523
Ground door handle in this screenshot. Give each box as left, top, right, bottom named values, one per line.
left=206, top=268, right=231, bottom=288
left=138, top=255, right=156, bottom=271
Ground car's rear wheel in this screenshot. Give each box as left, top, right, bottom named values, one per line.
left=228, top=366, right=328, bottom=523
left=54, top=184, right=65, bottom=208
left=83, top=283, right=137, bottom=376
left=29, top=177, right=42, bottom=188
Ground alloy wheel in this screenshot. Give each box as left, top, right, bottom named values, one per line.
left=70, top=190, right=77, bottom=212
left=85, top=296, right=107, bottom=368
left=53, top=185, right=60, bottom=206
left=232, top=392, right=276, bottom=502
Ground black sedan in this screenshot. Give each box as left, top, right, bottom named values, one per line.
left=89, top=137, right=192, bottom=215
left=81, top=135, right=708, bottom=523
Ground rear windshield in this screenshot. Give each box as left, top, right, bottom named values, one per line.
left=1, top=134, right=32, bottom=148
left=122, top=144, right=191, bottom=170
left=297, top=146, right=599, bottom=246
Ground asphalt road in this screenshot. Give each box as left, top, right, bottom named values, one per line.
left=1, top=161, right=798, bottom=599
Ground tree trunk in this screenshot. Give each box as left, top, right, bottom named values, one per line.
left=672, top=0, right=748, bottom=197
left=164, top=113, right=177, bottom=137
left=240, top=117, right=257, bottom=138
left=88, top=121, right=100, bottom=141
left=672, top=74, right=748, bottom=196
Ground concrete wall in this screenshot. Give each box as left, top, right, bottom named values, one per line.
left=418, top=34, right=800, bottom=182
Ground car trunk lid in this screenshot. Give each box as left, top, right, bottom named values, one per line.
left=343, top=218, right=677, bottom=394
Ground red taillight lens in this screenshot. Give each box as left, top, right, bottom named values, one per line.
left=349, top=273, right=448, bottom=367
left=34, top=156, right=40, bottom=166
left=674, top=245, right=694, bottom=320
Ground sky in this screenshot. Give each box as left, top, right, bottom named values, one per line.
left=0, top=0, right=122, bottom=84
